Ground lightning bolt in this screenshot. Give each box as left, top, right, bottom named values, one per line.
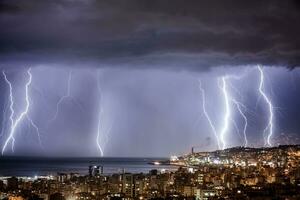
left=199, top=73, right=250, bottom=150
left=96, top=119, right=104, bottom=156
left=218, top=73, right=251, bottom=149
left=48, top=71, right=73, bottom=123
left=231, top=99, right=248, bottom=147
left=48, top=71, right=83, bottom=125
left=96, top=72, right=104, bottom=156
left=198, top=80, right=221, bottom=150
left=95, top=72, right=113, bottom=157
left=226, top=81, right=249, bottom=147
left=2, top=71, right=15, bottom=152
left=219, top=77, right=231, bottom=150
left=198, top=67, right=273, bottom=149
left=2, top=68, right=42, bottom=155
left=96, top=104, right=113, bottom=157
left=257, top=65, right=274, bottom=147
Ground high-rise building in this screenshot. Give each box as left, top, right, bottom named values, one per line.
left=122, top=173, right=133, bottom=197
left=7, top=177, right=18, bottom=191
left=88, top=165, right=103, bottom=177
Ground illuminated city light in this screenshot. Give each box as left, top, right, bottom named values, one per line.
left=154, top=161, right=160, bottom=165
left=170, top=155, right=179, bottom=161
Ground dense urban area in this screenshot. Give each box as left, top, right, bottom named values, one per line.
left=1, top=145, right=300, bottom=200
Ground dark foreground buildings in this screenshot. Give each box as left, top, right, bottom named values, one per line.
left=1, top=145, right=300, bottom=200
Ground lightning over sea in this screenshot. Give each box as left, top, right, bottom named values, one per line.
left=95, top=71, right=113, bottom=157
left=1, top=68, right=42, bottom=155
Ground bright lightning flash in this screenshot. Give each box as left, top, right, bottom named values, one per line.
left=96, top=73, right=113, bottom=157
left=219, top=77, right=231, bottom=150
left=2, top=68, right=42, bottom=155
left=218, top=73, right=251, bottom=149
left=257, top=65, right=274, bottom=147
left=199, top=74, right=250, bottom=150
left=96, top=103, right=113, bottom=157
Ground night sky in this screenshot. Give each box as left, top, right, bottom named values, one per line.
left=0, top=0, right=300, bottom=157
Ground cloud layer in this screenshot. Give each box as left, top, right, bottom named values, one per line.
left=0, top=0, right=300, bottom=69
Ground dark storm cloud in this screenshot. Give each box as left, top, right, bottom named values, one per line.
left=0, top=0, right=300, bottom=69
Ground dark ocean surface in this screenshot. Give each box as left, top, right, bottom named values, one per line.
left=0, top=157, right=177, bottom=177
